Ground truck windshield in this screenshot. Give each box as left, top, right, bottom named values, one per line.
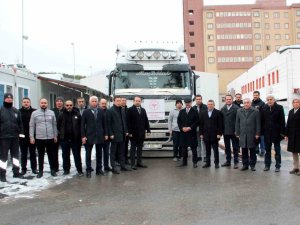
left=115, top=71, right=190, bottom=89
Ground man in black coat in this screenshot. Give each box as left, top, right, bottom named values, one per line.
left=81, top=96, right=108, bottom=178
left=261, top=95, right=285, bottom=172
left=177, top=99, right=199, bottom=168
left=121, top=97, right=130, bottom=165
left=199, top=100, right=223, bottom=169
left=52, top=96, right=64, bottom=172
left=192, top=95, right=208, bottom=162
left=220, top=95, right=239, bottom=169
left=127, top=96, right=151, bottom=170
left=252, top=91, right=266, bottom=156
left=233, top=93, right=243, bottom=108
left=0, top=93, right=24, bottom=182
left=285, top=98, right=300, bottom=175
left=57, top=100, right=83, bottom=176
left=19, top=97, right=37, bottom=175
left=106, top=96, right=130, bottom=174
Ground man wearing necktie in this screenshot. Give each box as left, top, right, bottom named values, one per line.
left=199, top=100, right=223, bottom=169
left=177, top=99, right=199, bottom=168
left=127, top=96, right=150, bottom=170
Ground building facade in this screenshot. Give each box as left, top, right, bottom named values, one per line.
left=183, top=0, right=300, bottom=95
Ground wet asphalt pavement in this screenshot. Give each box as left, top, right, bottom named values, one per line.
left=0, top=147, right=300, bottom=225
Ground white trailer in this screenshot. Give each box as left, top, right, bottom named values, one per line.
left=227, top=45, right=300, bottom=115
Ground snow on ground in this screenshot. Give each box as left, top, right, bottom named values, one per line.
left=0, top=147, right=94, bottom=202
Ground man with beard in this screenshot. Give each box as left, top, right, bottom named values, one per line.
left=19, top=97, right=37, bottom=175
left=0, top=93, right=24, bottom=182
left=233, top=93, right=243, bottom=108
left=57, top=100, right=83, bottom=176
left=30, top=98, right=58, bottom=178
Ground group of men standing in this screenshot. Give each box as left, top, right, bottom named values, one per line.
left=0, top=93, right=151, bottom=182
left=169, top=92, right=300, bottom=174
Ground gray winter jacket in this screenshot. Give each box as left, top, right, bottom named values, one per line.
left=168, top=109, right=180, bottom=132
left=29, top=108, right=57, bottom=140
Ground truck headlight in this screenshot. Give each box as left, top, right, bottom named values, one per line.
left=137, top=51, right=144, bottom=59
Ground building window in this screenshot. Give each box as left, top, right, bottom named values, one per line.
left=254, top=33, right=261, bottom=40
left=49, top=93, right=57, bottom=109
left=297, top=10, right=300, bottom=16
left=190, top=42, right=195, bottom=47
left=189, top=21, right=194, bottom=25
left=255, top=45, right=261, bottom=51
left=284, top=12, right=289, bottom=18
left=276, top=70, right=279, bottom=83
left=191, top=66, right=196, bottom=70
left=208, top=46, right=214, bottom=52
left=0, top=83, right=13, bottom=104
left=188, top=10, right=194, bottom=15
left=189, top=31, right=194, bottom=36
left=254, top=22, right=260, bottom=28
left=265, top=34, right=270, bottom=40
left=264, top=12, right=269, bottom=18
left=206, top=12, right=213, bottom=18
left=208, top=57, right=215, bottom=64
left=297, top=21, right=300, bottom=28
left=18, top=87, right=29, bottom=108
left=256, top=56, right=262, bottom=62
left=297, top=32, right=300, bottom=39
left=253, top=11, right=260, bottom=17
left=285, top=34, right=290, bottom=40
left=274, top=23, right=280, bottom=29
left=284, top=23, right=289, bottom=29
left=207, top=34, right=214, bottom=41
left=207, top=23, right=214, bottom=30
left=274, top=12, right=280, bottom=18
left=265, top=23, right=270, bottom=29
left=275, top=34, right=281, bottom=40
left=190, top=54, right=195, bottom=58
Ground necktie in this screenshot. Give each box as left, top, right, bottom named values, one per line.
left=197, top=106, right=200, bottom=112
left=137, top=107, right=141, bottom=114
left=186, top=108, right=189, bottom=114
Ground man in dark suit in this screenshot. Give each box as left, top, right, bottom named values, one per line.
left=106, top=96, right=130, bottom=174
left=127, top=96, right=151, bottom=170
left=177, top=99, right=199, bottom=168
left=81, top=96, right=108, bottom=178
left=261, top=95, right=285, bottom=172
left=192, top=95, right=207, bottom=162
left=121, top=97, right=130, bottom=165
left=199, top=100, right=223, bottom=169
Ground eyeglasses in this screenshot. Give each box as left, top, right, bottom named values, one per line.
left=65, top=104, right=73, bottom=107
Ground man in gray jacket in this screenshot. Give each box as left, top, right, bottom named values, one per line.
left=235, top=98, right=260, bottom=171
left=30, top=98, right=58, bottom=178
left=168, top=99, right=183, bottom=161
left=220, top=95, right=239, bottom=169
left=0, top=93, right=24, bottom=182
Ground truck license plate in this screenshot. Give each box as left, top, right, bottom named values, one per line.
left=144, top=143, right=162, bottom=149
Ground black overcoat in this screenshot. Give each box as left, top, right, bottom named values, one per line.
left=286, top=109, right=300, bottom=153
left=199, top=109, right=223, bottom=142
left=127, top=105, right=150, bottom=141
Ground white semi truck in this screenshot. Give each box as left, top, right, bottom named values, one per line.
left=227, top=45, right=300, bottom=115
left=108, top=45, right=219, bottom=156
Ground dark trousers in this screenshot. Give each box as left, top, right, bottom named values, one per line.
left=110, top=142, right=125, bottom=169
left=172, top=131, right=182, bottom=158
left=60, top=140, right=82, bottom=173
left=53, top=139, right=60, bottom=172
left=100, top=142, right=110, bottom=169
left=0, top=138, right=20, bottom=175
left=205, top=141, right=219, bottom=165
left=224, top=135, right=239, bottom=164
left=182, top=146, right=197, bottom=165
left=36, top=139, right=55, bottom=172
left=242, top=148, right=257, bottom=167
left=265, top=141, right=281, bottom=168
left=124, top=138, right=129, bottom=162
left=130, top=139, right=144, bottom=166
left=84, top=144, right=102, bottom=173
left=20, top=138, right=37, bottom=172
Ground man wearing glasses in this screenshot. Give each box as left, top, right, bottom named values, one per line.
left=57, top=100, right=83, bottom=176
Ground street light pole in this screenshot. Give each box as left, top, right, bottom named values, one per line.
left=71, top=42, right=76, bottom=81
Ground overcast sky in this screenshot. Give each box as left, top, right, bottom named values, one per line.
left=0, top=0, right=299, bottom=75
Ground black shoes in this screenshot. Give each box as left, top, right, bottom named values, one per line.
left=112, top=169, right=120, bottom=174
left=51, top=170, right=57, bottom=177
left=264, top=166, right=270, bottom=171
left=37, top=171, right=43, bottom=178
left=202, top=164, right=211, bottom=168
left=275, top=168, right=280, bottom=172
left=121, top=167, right=132, bottom=171
left=251, top=167, right=256, bottom=171
left=177, top=164, right=187, bottom=167
left=240, top=166, right=249, bottom=171
left=136, top=164, right=147, bottom=168
left=63, top=171, right=70, bottom=175
left=221, top=162, right=231, bottom=167
left=32, top=170, right=38, bottom=175
left=131, top=166, right=137, bottom=170
left=104, top=167, right=113, bottom=172
left=96, top=170, right=106, bottom=176
left=20, top=170, right=27, bottom=175
left=0, top=175, right=7, bottom=182
left=233, top=164, right=239, bottom=169
left=197, top=157, right=202, bottom=162
left=13, top=173, right=24, bottom=179
left=78, top=171, right=84, bottom=177
left=86, top=172, right=91, bottom=178
left=193, top=163, right=198, bottom=168
left=215, top=164, right=220, bottom=169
